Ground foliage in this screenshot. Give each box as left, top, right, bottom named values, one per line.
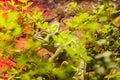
left=67, top=1, right=120, bottom=80
left=0, top=0, right=120, bottom=80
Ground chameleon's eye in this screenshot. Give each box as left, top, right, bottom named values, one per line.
left=34, top=31, right=49, bottom=42
left=41, top=31, right=49, bottom=38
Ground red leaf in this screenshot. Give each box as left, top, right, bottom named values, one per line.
left=0, top=57, right=16, bottom=69
left=22, top=26, right=32, bottom=34
left=38, top=48, right=51, bottom=56
left=0, top=58, right=16, bottom=80
left=0, top=0, right=10, bottom=2
left=0, top=74, right=8, bottom=80
left=15, top=38, right=27, bottom=51
left=0, top=0, right=18, bottom=2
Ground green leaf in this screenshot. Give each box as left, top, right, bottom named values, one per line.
left=87, top=22, right=100, bottom=32
left=93, top=9, right=97, bottom=14
left=102, top=24, right=113, bottom=33
left=67, top=13, right=89, bottom=28
left=19, top=0, right=28, bottom=3
left=0, top=11, right=5, bottom=26
left=8, top=0, right=15, bottom=6
left=8, top=22, right=21, bottom=36
left=103, top=51, right=112, bottom=58
left=105, top=72, right=120, bottom=79
left=65, top=46, right=75, bottom=57
left=52, top=68, right=66, bottom=79
left=36, top=22, right=48, bottom=29
left=68, top=2, right=78, bottom=12
left=7, top=11, right=19, bottom=22
left=97, top=5, right=105, bottom=15
left=17, top=54, right=28, bottom=66
left=0, top=17, right=5, bottom=26
left=48, top=22, right=60, bottom=33
left=42, top=22, right=48, bottom=28
left=33, top=41, right=42, bottom=47
left=22, top=2, right=33, bottom=10
left=12, top=26, right=21, bottom=36
left=96, top=39, right=108, bottom=45
left=0, top=41, right=7, bottom=48
left=33, top=12, right=43, bottom=21
left=36, top=22, right=42, bottom=28
left=0, top=32, right=3, bottom=37
left=99, top=16, right=107, bottom=22
left=53, top=31, right=75, bottom=46
left=2, top=33, right=11, bottom=39
left=69, top=2, right=77, bottom=9
left=36, top=62, right=53, bottom=74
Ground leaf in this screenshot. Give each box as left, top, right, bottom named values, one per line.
left=15, top=38, right=27, bottom=51
left=102, top=24, right=113, bottom=33
left=35, top=61, right=53, bottom=74
left=68, top=2, right=78, bottom=12
left=53, top=31, right=74, bottom=46
left=99, top=16, right=107, bottom=22
left=67, top=13, right=89, bottom=28
left=22, top=26, right=32, bottom=34
left=33, top=12, right=43, bottom=21
left=19, top=0, right=28, bottom=3
left=2, top=33, right=11, bottom=40
left=105, top=72, right=120, bottom=79
left=87, top=22, right=100, bottom=32
left=103, top=51, right=112, bottom=58
left=38, top=48, right=50, bottom=56
left=8, top=0, right=15, bottom=6
left=52, top=68, right=66, bottom=79
left=97, top=5, right=105, bottom=15
left=48, top=21, right=60, bottom=33
left=7, top=11, right=19, bottom=22
left=17, top=54, right=28, bottom=66
left=0, top=41, right=7, bottom=48
left=0, top=11, right=5, bottom=26
left=8, top=22, right=21, bottom=36
left=96, top=39, right=108, bottom=45
left=65, top=46, right=75, bottom=57
left=42, top=22, right=48, bottom=28
left=25, top=39, right=41, bottom=49
left=12, top=26, right=21, bottom=36
left=36, top=22, right=48, bottom=29
left=0, top=58, right=16, bottom=69
left=0, top=0, right=10, bottom=2
left=36, top=22, right=42, bottom=28
left=22, top=2, right=33, bottom=10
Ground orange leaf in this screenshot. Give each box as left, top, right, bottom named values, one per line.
left=38, top=48, right=51, bottom=56
left=0, top=0, right=10, bottom=2
left=15, top=38, right=27, bottom=51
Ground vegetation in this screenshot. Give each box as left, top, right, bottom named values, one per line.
left=0, top=0, right=120, bottom=80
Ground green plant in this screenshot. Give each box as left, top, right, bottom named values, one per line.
left=0, top=0, right=45, bottom=79
left=0, top=0, right=89, bottom=79
left=66, top=1, right=120, bottom=79
left=0, top=0, right=120, bottom=80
